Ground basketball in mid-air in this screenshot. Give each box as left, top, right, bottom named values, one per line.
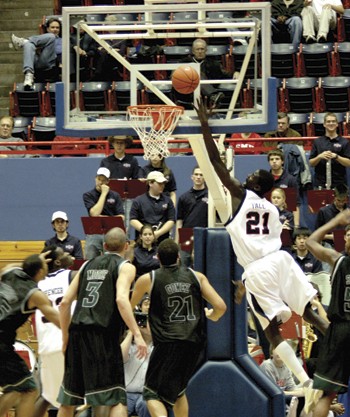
left=172, top=65, right=200, bottom=94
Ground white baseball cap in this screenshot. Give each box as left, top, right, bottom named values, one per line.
left=96, top=167, right=110, bottom=179
left=146, top=171, right=168, bottom=183
left=51, top=211, right=68, bottom=222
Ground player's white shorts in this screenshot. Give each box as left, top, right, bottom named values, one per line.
left=39, top=351, right=64, bottom=408
left=243, top=250, right=317, bottom=330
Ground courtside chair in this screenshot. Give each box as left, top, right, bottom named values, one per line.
left=280, top=77, right=318, bottom=113
left=319, top=76, right=350, bottom=113
left=299, top=43, right=333, bottom=77
left=307, top=112, right=345, bottom=136
left=271, top=43, right=300, bottom=79
left=10, top=83, right=46, bottom=117
left=79, top=82, right=115, bottom=112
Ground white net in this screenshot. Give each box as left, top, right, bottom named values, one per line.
left=127, top=105, right=184, bottom=159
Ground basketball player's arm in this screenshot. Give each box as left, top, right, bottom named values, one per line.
left=194, top=99, right=244, bottom=210
left=59, top=272, right=80, bottom=352
left=28, top=291, right=60, bottom=328
left=306, top=209, right=350, bottom=266
left=116, top=263, right=148, bottom=359
left=196, top=271, right=227, bottom=321
left=130, top=273, right=152, bottom=309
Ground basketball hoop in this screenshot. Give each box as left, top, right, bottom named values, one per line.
left=127, top=105, right=184, bottom=160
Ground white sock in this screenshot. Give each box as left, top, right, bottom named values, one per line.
left=274, top=341, right=309, bottom=384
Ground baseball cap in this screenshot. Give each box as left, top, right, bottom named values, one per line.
left=146, top=171, right=168, bottom=183
left=96, top=167, right=111, bottom=179
left=51, top=211, right=68, bottom=222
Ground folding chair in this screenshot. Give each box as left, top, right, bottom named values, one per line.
left=271, top=43, right=299, bottom=79
left=300, top=43, right=333, bottom=77
left=79, top=82, right=114, bottom=112
left=319, top=76, right=350, bottom=113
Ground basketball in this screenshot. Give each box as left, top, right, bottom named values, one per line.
left=172, top=65, right=200, bottom=95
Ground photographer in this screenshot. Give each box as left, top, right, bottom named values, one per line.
left=121, top=295, right=153, bottom=417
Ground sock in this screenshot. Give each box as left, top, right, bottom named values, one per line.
left=274, top=341, right=309, bottom=384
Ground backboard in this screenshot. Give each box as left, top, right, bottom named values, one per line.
left=57, top=2, right=276, bottom=137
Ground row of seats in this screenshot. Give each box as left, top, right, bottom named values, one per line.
left=10, top=111, right=350, bottom=145
left=9, top=73, right=350, bottom=119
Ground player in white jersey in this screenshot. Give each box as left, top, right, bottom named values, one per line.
left=33, top=246, right=77, bottom=417
left=195, top=99, right=329, bottom=414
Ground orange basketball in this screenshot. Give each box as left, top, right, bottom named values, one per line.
left=172, top=65, right=200, bottom=94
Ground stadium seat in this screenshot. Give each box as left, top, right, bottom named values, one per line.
left=319, top=76, right=350, bottom=112
left=206, top=11, right=234, bottom=45
left=114, top=80, right=142, bottom=111
left=10, top=83, right=46, bottom=117
left=29, top=117, right=56, bottom=150
left=170, top=12, right=198, bottom=45
left=163, top=46, right=192, bottom=63
left=44, top=83, right=77, bottom=116
left=337, top=42, right=350, bottom=75
left=142, top=83, right=173, bottom=105
left=342, top=9, right=350, bottom=42
left=299, top=43, right=333, bottom=77
left=231, top=44, right=261, bottom=79
left=279, top=77, right=318, bottom=113
left=79, top=82, right=115, bottom=112
left=288, top=112, right=309, bottom=137
left=271, top=43, right=299, bottom=79
left=12, top=117, right=32, bottom=141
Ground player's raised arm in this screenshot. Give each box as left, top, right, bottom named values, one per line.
left=194, top=99, right=244, bottom=210
left=306, top=209, right=350, bottom=267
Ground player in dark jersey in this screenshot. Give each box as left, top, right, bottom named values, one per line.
left=194, top=98, right=329, bottom=414
left=131, top=238, right=226, bottom=417
left=57, top=227, right=147, bottom=417
left=0, top=253, right=60, bottom=417
left=306, top=209, right=350, bottom=417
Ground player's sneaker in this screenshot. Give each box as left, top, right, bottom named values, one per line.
left=23, top=72, right=34, bottom=91
left=303, top=380, right=323, bottom=414
left=11, top=34, right=28, bottom=50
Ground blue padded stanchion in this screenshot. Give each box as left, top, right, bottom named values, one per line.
left=187, top=228, right=285, bottom=417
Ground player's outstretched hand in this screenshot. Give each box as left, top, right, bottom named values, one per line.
left=193, top=98, right=212, bottom=123
left=232, top=280, right=246, bottom=304
left=134, top=333, right=148, bottom=359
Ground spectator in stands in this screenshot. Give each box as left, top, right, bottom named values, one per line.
left=309, top=112, right=350, bottom=189
left=131, top=224, right=160, bottom=278
left=11, top=17, right=62, bottom=91
left=291, top=228, right=323, bottom=273
left=176, top=166, right=208, bottom=231
left=175, top=39, right=232, bottom=109
left=270, top=188, right=294, bottom=252
left=0, top=115, right=26, bottom=158
left=230, top=132, right=262, bottom=155
left=142, top=155, right=177, bottom=206
left=271, top=0, right=303, bottom=47
left=100, top=136, right=141, bottom=179
left=260, top=348, right=304, bottom=417
left=302, top=0, right=344, bottom=43
left=70, top=20, right=98, bottom=82
left=264, top=112, right=302, bottom=149
left=130, top=171, right=176, bottom=244
left=82, top=167, right=124, bottom=259
left=268, top=149, right=301, bottom=228
left=100, top=135, right=143, bottom=231
left=93, top=14, right=128, bottom=81
left=176, top=166, right=208, bottom=267
left=44, top=211, right=83, bottom=260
